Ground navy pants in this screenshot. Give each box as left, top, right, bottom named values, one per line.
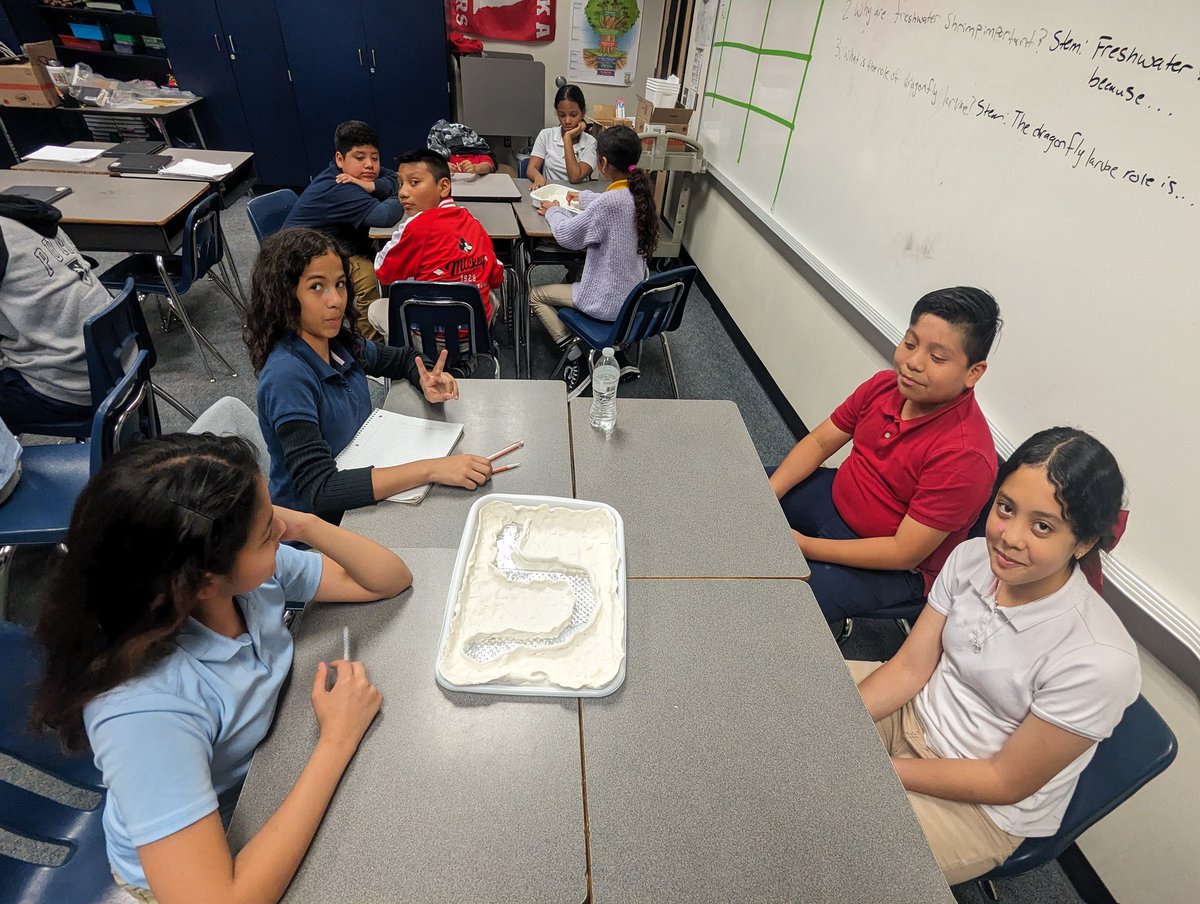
left=0, top=368, right=93, bottom=437
left=770, top=466, right=925, bottom=623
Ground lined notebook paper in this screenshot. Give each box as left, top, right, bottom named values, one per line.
left=24, top=145, right=105, bottom=163
left=160, top=158, right=235, bottom=179
left=335, top=409, right=464, bottom=504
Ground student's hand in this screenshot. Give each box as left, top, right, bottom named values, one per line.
left=471, top=161, right=495, bottom=175
left=428, top=454, right=492, bottom=489
left=311, top=660, right=382, bottom=751
left=273, top=506, right=318, bottom=545
left=564, top=121, right=586, bottom=143
left=538, top=199, right=560, bottom=216
left=449, top=160, right=467, bottom=173
left=528, top=171, right=547, bottom=190
left=335, top=172, right=376, bottom=193
left=565, top=190, right=580, bottom=206
left=415, top=349, right=459, bottom=402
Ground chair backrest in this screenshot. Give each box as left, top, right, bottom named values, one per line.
left=88, top=348, right=160, bottom=474
left=246, top=189, right=299, bottom=244
left=985, top=694, right=1177, bottom=879
left=180, top=192, right=225, bottom=287
left=0, top=621, right=113, bottom=900
left=608, top=265, right=697, bottom=348
left=82, top=276, right=154, bottom=410
left=386, top=280, right=493, bottom=365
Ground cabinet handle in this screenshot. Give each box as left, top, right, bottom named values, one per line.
left=358, top=48, right=363, bottom=66
left=371, top=48, right=377, bottom=68
left=228, top=35, right=238, bottom=57
left=213, top=33, right=223, bottom=53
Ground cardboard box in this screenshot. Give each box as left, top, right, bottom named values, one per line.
left=0, top=42, right=59, bottom=109
left=590, top=104, right=634, bottom=130
left=635, top=95, right=692, bottom=131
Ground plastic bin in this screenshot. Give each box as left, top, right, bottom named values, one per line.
left=60, top=35, right=104, bottom=52
left=68, top=22, right=110, bottom=41
left=132, top=0, right=154, bottom=14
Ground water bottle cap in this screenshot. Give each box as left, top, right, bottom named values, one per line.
left=603, top=347, right=614, bottom=356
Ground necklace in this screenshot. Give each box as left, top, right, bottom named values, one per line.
left=968, top=600, right=999, bottom=653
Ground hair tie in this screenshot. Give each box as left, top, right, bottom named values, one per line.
left=1080, top=509, right=1128, bottom=592
left=627, top=165, right=636, bottom=173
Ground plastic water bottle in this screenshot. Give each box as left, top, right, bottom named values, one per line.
left=590, top=347, right=619, bottom=432
left=615, top=98, right=626, bottom=120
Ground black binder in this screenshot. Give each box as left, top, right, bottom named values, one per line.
left=107, top=154, right=172, bottom=175
left=102, top=139, right=167, bottom=157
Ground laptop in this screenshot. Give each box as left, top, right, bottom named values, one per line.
left=4, top=185, right=72, bottom=204
left=102, top=139, right=167, bottom=157
left=107, top=154, right=172, bottom=175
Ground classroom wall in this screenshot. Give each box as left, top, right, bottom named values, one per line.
left=468, top=0, right=666, bottom=129
left=683, top=175, right=1200, bottom=904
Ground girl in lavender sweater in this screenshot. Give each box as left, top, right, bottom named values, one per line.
left=531, top=125, right=658, bottom=397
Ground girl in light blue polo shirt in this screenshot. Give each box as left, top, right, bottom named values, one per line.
left=31, top=432, right=413, bottom=902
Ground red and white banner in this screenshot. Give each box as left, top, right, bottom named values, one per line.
left=452, top=0, right=555, bottom=43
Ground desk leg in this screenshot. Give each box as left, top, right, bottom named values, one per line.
left=0, top=112, right=18, bottom=165
left=187, top=108, right=209, bottom=149
left=152, top=115, right=173, bottom=147
left=518, top=241, right=531, bottom=379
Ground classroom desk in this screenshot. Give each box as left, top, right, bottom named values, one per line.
left=14, top=141, right=256, bottom=206
left=227, top=548, right=587, bottom=904
left=0, top=169, right=206, bottom=253
left=58, top=97, right=209, bottom=148
left=448, top=171, right=520, bottom=201
left=581, top=578, right=954, bottom=904
left=569, top=398, right=810, bottom=579
left=368, top=200, right=521, bottom=243
left=339, top=380, right=573, bottom=549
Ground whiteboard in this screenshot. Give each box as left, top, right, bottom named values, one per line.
left=698, top=1, right=1200, bottom=643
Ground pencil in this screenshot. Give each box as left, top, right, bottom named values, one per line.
left=342, top=626, right=350, bottom=661
left=492, top=462, right=520, bottom=475
left=487, top=440, right=524, bottom=462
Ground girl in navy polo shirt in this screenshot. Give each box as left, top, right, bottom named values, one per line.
left=244, top=228, right=492, bottom=522
left=32, top=432, right=412, bottom=902
left=846, top=427, right=1140, bottom=885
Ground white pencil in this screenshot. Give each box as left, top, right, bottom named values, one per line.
left=492, top=462, right=520, bottom=475
left=342, top=626, right=350, bottom=661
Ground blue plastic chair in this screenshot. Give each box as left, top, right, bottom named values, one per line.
left=554, top=265, right=696, bottom=397
left=386, top=280, right=500, bottom=379
left=975, top=694, right=1177, bottom=899
left=0, top=621, right=113, bottom=903
left=245, top=189, right=298, bottom=244
left=98, top=193, right=241, bottom=383
left=0, top=349, right=159, bottom=621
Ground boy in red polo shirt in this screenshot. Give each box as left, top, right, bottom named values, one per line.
left=769, top=287, right=1001, bottom=630
left=368, top=149, right=502, bottom=342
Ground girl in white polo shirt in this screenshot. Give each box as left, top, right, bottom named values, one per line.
left=31, top=432, right=413, bottom=903
left=527, top=83, right=598, bottom=189
left=848, top=426, right=1140, bottom=885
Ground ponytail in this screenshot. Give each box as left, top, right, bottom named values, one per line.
left=627, top=167, right=658, bottom=263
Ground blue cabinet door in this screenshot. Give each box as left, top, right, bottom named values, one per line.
left=214, top=0, right=312, bottom=186
left=360, top=0, right=450, bottom=160
left=276, top=0, right=375, bottom=177
left=154, top=0, right=252, bottom=153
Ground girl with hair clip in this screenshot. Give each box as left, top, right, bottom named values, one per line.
left=244, top=227, right=492, bottom=525
left=531, top=124, right=659, bottom=397
left=527, top=83, right=598, bottom=189
left=31, top=432, right=413, bottom=904
left=846, top=426, right=1140, bottom=886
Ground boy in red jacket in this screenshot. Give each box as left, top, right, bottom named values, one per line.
left=370, top=150, right=502, bottom=345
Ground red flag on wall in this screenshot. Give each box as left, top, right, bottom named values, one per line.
left=451, top=0, right=555, bottom=43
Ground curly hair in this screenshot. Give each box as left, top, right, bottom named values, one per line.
left=597, top=125, right=658, bottom=262
left=243, top=227, right=363, bottom=374
left=30, top=433, right=263, bottom=752
left=995, top=427, right=1126, bottom=572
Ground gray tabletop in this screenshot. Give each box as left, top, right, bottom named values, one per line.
left=227, top=548, right=587, bottom=903
left=15, top=141, right=252, bottom=178
left=569, top=399, right=810, bottom=578
left=340, top=380, right=573, bottom=548
left=582, top=578, right=953, bottom=904
left=449, top=172, right=520, bottom=201
left=369, top=200, right=520, bottom=242
left=512, top=177, right=554, bottom=239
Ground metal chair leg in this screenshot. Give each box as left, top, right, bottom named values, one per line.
left=216, top=218, right=248, bottom=305
left=154, top=256, right=237, bottom=381
left=0, top=544, right=13, bottom=621
left=207, top=269, right=246, bottom=317
left=660, top=333, right=680, bottom=399
left=152, top=383, right=197, bottom=421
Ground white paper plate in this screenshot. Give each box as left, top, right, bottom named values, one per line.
left=435, top=494, right=626, bottom=697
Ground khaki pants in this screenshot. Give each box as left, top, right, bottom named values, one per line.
left=846, top=660, right=1023, bottom=886
left=528, top=283, right=576, bottom=345
left=348, top=255, right=382, bottom=341
left=112, top=868, right=158, bottom=903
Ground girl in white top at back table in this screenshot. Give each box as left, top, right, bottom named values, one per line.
left=847, top=426, right=1141, bottom=886
left=527, top=83, right=598, bottom=188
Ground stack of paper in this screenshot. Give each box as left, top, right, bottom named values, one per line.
left=335, top=409, right=465, bottom=504
left=23, top=145, right=105, bottom=164
left=159, top=158, right=234, bottom=179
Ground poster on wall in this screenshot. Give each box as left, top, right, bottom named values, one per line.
left=566, top=0, right=643, bottom=87
left=682, top=0, right=721, bottom=110
left=453, top=0, right=556, bottom=42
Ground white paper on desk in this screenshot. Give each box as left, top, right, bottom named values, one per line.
left=159, top=158, right=234, bottom=179
left=335, top=409, right=464, bottom=504
left=23, top=145, right=105, bottom=163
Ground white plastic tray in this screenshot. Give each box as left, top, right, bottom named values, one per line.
left=529, top=182, right=582, bottom=212
left=435, top=493, right=626, bottom=697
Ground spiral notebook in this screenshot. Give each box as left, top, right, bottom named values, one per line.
left=335, top=409, right=464, bottom=504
